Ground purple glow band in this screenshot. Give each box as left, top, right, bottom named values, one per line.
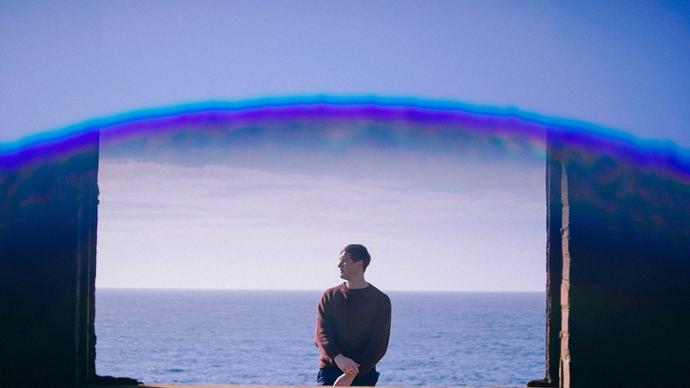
left=1, top=97, right=689, bottom=183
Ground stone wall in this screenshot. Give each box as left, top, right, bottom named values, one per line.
left=557, top=146, right=690, bottom=388
left=0, top=132, right=100, bottom=387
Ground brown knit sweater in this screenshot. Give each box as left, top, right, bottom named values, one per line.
left=314, top=282, right=392, bottom=375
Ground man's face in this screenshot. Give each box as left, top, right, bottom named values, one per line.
left=338, top=251, right=362, bottom=280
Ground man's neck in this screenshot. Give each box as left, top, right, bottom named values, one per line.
left=346, top=277, right=369, bottom=289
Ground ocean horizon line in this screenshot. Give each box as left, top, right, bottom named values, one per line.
left=96, top=286, right=545, bottom=293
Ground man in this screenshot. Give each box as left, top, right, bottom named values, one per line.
left=315, top=244, right=392, bottom=387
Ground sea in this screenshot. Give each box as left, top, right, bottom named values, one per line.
left=95, top=289, right=545, bottom=387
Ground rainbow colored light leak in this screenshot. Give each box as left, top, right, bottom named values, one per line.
left=1, top=95, right=689, bottom=182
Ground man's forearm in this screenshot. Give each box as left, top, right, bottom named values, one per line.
left=333, top=373, right=354, bottom=386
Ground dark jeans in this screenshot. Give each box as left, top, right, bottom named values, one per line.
left=317, top=367, right=380, bottom=386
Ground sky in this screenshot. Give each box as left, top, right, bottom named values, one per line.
left=2, top=1, right=690, bottom=290
left=97, top=132, right=546, bottom=291
left=2, top=1, right=690, bottom=146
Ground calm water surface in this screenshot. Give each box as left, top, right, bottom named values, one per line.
left=96, top=289, right=544, bottom=386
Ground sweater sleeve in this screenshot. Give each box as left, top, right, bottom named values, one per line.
left=315, top=291, right=341, bottom=360
left=354, top=295, right=392, bottom=375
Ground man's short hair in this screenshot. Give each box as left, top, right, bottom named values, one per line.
left=342, top=244, right=371, bottom=272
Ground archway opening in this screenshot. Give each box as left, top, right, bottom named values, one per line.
left=93, top=102, right=547, bottom=386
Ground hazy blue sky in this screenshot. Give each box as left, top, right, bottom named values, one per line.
left=3, top=1, right=689, bottom=290
left=97, top=142, right=546, bottom=291
left=2, top=1, right=690, bottom=146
